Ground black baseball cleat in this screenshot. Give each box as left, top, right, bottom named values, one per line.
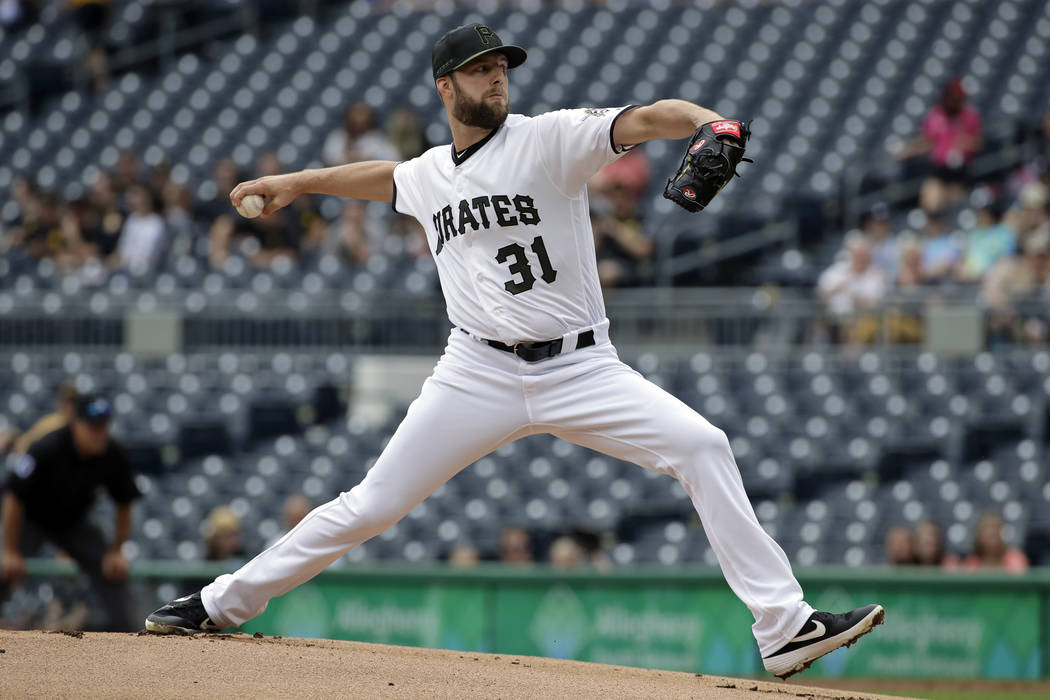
left=762, top=604, right=884, bottom=679
left=144, top=591, right=224, bottom=635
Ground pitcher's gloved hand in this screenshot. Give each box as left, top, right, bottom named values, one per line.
left=663, top=119, right=753, bottom=212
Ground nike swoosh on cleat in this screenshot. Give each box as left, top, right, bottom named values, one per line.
left=791, top=620, right=826, bottom=643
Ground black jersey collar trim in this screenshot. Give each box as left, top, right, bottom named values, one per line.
left=451, top=124, right=501, bottom=166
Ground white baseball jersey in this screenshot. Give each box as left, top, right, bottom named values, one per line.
left=197, top=105, right=819, bottom=662
left=392, top=106, right=637, bottom=343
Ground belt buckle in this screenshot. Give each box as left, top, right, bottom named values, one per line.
left=513, top=342, right=524, bottom=359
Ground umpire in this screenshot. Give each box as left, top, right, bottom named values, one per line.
left=1, top=394, right=141, bottom=631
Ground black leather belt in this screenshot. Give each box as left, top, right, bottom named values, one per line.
left=460, top=328, right=595, bottom=362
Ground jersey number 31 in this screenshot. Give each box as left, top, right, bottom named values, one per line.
left=495, top=236, right=558, bottom=295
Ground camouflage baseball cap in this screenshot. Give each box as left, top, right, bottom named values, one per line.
left=432, top=24, right=527, bottom=80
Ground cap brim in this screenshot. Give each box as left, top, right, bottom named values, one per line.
left=442, top=45, right=528, bottom=77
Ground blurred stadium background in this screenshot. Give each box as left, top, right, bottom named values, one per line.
left=2, top=0, right=1050, bottom=683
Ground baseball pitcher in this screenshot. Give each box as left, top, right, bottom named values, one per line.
left=145, top=24, right=883, bottom=679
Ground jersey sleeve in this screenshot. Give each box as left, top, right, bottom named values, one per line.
left=4, top=439, right=51, bottom=502
left=533, top=106, right=639, bottom=196
left=391, top=158, right=421, bottom=219
left=104, top=444, right=142, bottom=504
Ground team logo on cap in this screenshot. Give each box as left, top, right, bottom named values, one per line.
left=14, top=454, right=35, bottom=478
left=690, top=139, right=706, bottom=153
left=85, top=399, right=111, bottom=417
left=475, top=25, right=496, bottom=45
left=683, top=188, right=696, bottom=200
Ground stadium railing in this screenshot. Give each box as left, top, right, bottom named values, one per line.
left=0, top=286, right=1039, bottom=354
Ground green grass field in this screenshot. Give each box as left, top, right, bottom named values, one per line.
left=881, top=692, right=1048, bottom=700
left=799, top=678, right=1050, bottom=700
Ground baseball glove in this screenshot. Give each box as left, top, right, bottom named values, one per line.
left=663, top=119, right=752, bottom=212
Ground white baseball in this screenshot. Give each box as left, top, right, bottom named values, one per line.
left=236, top=194, right=266, bottom=218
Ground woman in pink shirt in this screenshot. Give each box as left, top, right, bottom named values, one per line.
left=947, top=511, right=1029, bottom=574
left=898, top=79, right=983, bottom=212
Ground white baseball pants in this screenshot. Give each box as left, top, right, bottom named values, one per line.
left=201, top=322, right=814, bottom=655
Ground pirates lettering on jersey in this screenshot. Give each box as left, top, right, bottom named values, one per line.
left=430, top=193, right=541, bottom=254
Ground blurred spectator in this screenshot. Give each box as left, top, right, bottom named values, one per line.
left=257, top=151, right=282, bottom=179
left=7, top=189, right=64, bottom=261
left=161, top=182, right=196, bottom=260
left=313, top=201, right=373, bottom=265
left=864, top=203, right=899, bottom=282
left=148, top=160, right=172, bottom=202
left=548, top=536, right=584, bottom=570
left=58, top=197, right=103, bottom=272
left=1, top=394, right=140, bottom=631
left=574, top=530, right=612, bottom=571
left=203, top=506, right=245, bottom=562
left=86, top=171, right=126, bottom=260
left=11, top=173, right=34, bottom=211
left=956, top=201, right=1016, bottom=283
left=208, top=217, right=237, bottom=269
left=386, top=212, right=430, bottom=261
left=207, top=154, right=324, bottom=268
left=323, top=102, right=400, bottom=166
left=111, top=184, right=166, bottom=272
left=264, top=495, right=312, bottom=549
left=895, top=235, right=924, bottom=291
left=1, top=175, right=38, bottom=252
left=12, top=381, right=78, bottom=456
left=816, top=235, right=870, bottom=307
left=498, top=526, right=533, bottom=564
left=447, top=543, right=480, bottom=568
left=272, top=154, right=326, bottom=266
left=246, top=210, right=301, bottom=267
left=957, top=512, right=1028, bottom=574
left=68, top=0, right=111, bottom=91
left=913, top=521, right=950, bottom=568
left=984, top=230, right=1050, bottom=344
left=885, top=235, right=926, bottom=343
left=197, top=158, right=242, bottom=227
left=592, top=183, right=655, bottom=288
left=883, top=525, right=916, bottom=566
left=590, top=148, right=652, bottom=204
left=200, top=158, right=242, bottom=267
left=309, top=199, right=426, bottom=266
left=1006, top=182, right=1050, bottom=245
left=917, top=210, right=961, bottom=285
left=816, top=234, right=888, bottom=343
left=282, top=494, right=312, bottom=532
left=896, top=78, right=982, bottom=213
left=285, top=203, right=328, bottom=264
left=1011, top=110, right=1050, bottom=194
left=386, top=105, right=430, bottom=160
left=111, top=150, right=142, bottom=205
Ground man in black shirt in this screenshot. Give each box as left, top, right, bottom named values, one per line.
left=1, top=394, right=141, bottom=631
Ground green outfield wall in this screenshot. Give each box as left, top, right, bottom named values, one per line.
left=23, top=560, right=1050, bottom=678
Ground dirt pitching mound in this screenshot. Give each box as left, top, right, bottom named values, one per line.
left=0, top=630, right=903, bottom=699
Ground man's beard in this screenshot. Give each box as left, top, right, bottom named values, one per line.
left=450, top=77, right=509, bottom=130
